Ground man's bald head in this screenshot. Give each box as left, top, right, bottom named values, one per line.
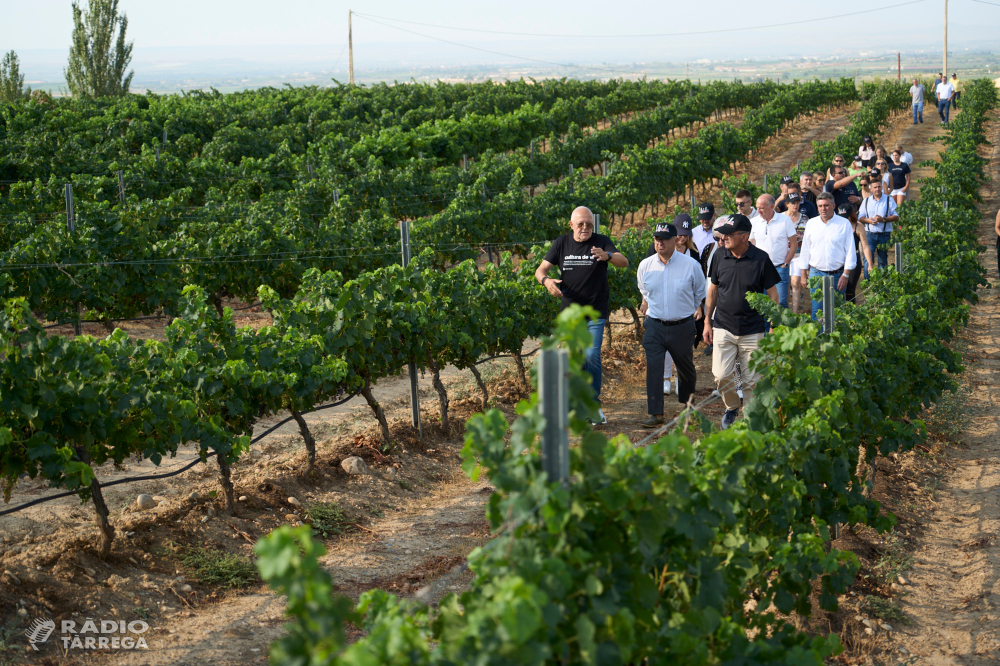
left=570, top=206, right=595, bottom=241
left=756, top=193, right=775, bottom=221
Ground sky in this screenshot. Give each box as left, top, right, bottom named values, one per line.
left=1, top=0, right=998, bottom=82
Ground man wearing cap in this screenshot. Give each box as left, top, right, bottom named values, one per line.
left=637, top=222, right=706, bottom=428
left=776, top=182, right=819, bottom=218
left=694, top=203, right=717, bottom=254
left=858, top=178, right=898, bottom=273
left=749, top=194, right=798, bottom=309
left=703, top=214, right=781, bottom=430
left=799, top=192, right=857, bottom=321
left=536, top=206, right=629, bottom=424
left=910, top=78, right=925, bottom=124
left=646, top=213, right=695, bottom=258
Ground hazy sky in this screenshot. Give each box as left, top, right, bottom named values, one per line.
left=1, top=0, right=997, bottom=73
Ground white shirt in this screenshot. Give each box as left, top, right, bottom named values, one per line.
left=749, top=212, right=797, bottom=267
left=859, top=194, right=898, bottom=233
left=692, top=225, right=715, bottom=254
left=637, top=250, right=706, bottom=321
left=899, top=151, right=913, bottom=165
left=937, top=81, right=955, bottom=100
left=799, top=214, right=857, bottom=273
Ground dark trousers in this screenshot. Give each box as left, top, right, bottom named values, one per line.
left=643, top=317, right=697, bottom=416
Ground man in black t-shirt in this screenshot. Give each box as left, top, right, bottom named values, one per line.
left=824, top=165, right=862, bottom=209
left=703, top=214, right=780, bottom=430
left=536, top=206, right=629, bottom=424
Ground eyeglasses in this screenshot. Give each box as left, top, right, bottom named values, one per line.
left=736, top=200, right=751, bottom=207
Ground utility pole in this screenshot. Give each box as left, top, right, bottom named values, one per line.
left=943, top=0, right=948, bottom=79
left=897, top=52, right=901, bottom=82
left=348, top=9, right=355, bottom=85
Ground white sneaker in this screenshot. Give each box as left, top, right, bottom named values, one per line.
left=663, top=380, right=672, bottom=395
left=711, top=389, right=721, bottom=397
left=595, top=408, right=608, bottom=425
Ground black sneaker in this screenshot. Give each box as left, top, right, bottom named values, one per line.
left=703, top=344, right=713, bottom=356
left=641, top=415, right=665, bottom=429
left=721, top=409, right=739, bottom=430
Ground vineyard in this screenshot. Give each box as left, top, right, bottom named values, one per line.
left=0, top=74, right=993, bottom=664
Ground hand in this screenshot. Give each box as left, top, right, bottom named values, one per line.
left=849, top=195, right=861, bottom=204
left=872, top=215, right=882, bottom=223
left=703, top=321, right=713, bottom=345
left=639, top=300, right=648, bottom=315
left=695, top=305, right=704, bottom=320
left=837, top=274, right=849, bottom=291
left=591, top=246, right=610, bottom=261
left=543, top=277, right=563, bottom=297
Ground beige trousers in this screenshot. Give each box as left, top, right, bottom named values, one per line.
left=712, top=328, right=764, bottom=411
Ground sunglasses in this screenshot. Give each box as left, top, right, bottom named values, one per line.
left=736, top=200, right=752, bottom=207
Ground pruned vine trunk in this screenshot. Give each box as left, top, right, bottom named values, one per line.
left=469, top=364, right=489, bottom=410
left=80, top=449, right=115, bottom=558
left=216, top=452, right=235, bottom=515
left=428, top=358, right=450, bottom=432
left=360, top=382, right=392, bottom=445
left=290, top=409, right=317, bottom=479
left=210, top=290, right=225, bottom=318
left=512, top=350, right=530, bottom=395
left=627, top=307, right=644, bottom=340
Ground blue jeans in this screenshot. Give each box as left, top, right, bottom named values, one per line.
left=937, top=99, right=950, bottom=123
left=584, top=318, right=606, bottom=403
left=912, top=102, right=923, bottom=123
left=809, top=267, right=847, bottom=321
left=865, top=231, right=892, bottom=277
left=774, top=265, right=790, bottom=309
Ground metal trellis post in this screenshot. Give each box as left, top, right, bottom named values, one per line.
left=400, top=221, right=422, bottom=438
left=822, top=275, right=835, bottom=335
left=926, top=216, right=932, bottom=233
left=65, top=184, right=81, bottom=336
left=895, top=242, right=903, bottom=273
left=117, top=170, right=125, bottom=203
left=594, top=213, right=600, bottom=235
left=539, top=348, right=569, bottom=483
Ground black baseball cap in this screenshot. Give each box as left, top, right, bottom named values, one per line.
left=836, top=203, right=854, bottom=217
left=864, top=135, right=873, bottom=143
left=780, top=175, right=794, bottom=186
left=698, top=202, right=715, bottom=220
left=869, top=168, right=881, bottom=179
left=715, top=214, right=752, bottom=235
left=675, top=214, right=693, bottom=236
left=786, top=192, right=802, bottom=204
left=653, top=222, right=677, bottom=240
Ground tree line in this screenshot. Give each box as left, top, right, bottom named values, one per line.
left=1, top=0, right=132, bottom=103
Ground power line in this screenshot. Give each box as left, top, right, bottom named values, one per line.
left=352, top=14, right=646, bottom=77
left=968, top=0, right=1000, bottom=6
left=354, top=2, right=927, bottom=39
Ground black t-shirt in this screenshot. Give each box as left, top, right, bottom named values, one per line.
left=776, top=198, right=819, bottom=219
left=825, top=179, right=860, bottom=208
left=544, top=232, right=619, bottom=320
left=708, top=244, right=781, bottom=336
left=887, top=162, right=911, bottom=191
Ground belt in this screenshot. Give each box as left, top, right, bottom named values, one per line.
left=809, top=266, right=844, bottom=275
left=648, top=315, right=693, bottom=326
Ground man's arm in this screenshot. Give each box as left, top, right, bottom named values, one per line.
left=831, top=173, right=857, bottom=190
left=534, top=259, right=563, bottom=297
left=798, top=225, right=812, bottom=278
left=766, top=284, right=779, bottom=306
left=609, top=252, right=629, bottom=268
left=636, top=259, right=649, bottom=315
left=783, top=229, right=798, bottom=265
left=703, top=283, right=718, bottom=345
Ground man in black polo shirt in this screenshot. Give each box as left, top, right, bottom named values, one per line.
left=703, top=214, right=781, bottom=429
left=536, top=206, right=629, bottom=424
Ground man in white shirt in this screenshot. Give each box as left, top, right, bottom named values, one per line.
left=857, top=179, right=899, bottom=274
left=693, top=203, right=717, bottom=255
left=936, top=77, right=955, bottom=125
left=637, top=222, right=706, bottom=428
left=799, top=192, right=857, bottom=322
left=749, top=194, right=798, bottom=309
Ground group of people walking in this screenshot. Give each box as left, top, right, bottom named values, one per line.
left=536, top=87, right=951, bottom=431
left=909, top=73, right=961, bottom=125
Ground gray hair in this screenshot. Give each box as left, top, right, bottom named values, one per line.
left=816, top=192, right=835, bottom=203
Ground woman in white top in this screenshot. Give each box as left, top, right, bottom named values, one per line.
left=786, top=193, right=812, bottom=315
left=858, top=136, right=876, bottom=167
left=874, top=159, right=892, bottom=191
